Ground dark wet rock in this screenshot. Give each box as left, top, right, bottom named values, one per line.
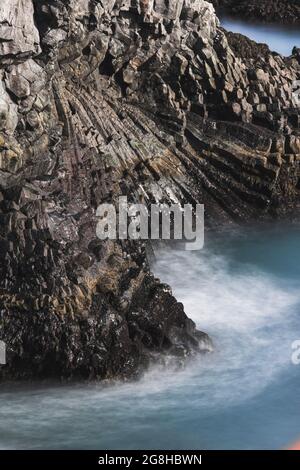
left=0, top=0, right=299, bottom=381
left=0, top=267, right=211, bottom=381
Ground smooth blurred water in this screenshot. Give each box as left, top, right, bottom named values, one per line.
left=221, top=17, right=300, bottom=56
left=0, top=226, right=300, bottom=450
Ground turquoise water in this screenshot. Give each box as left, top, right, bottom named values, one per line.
left=221, top=17, right=300, bottom=56
left=0, top=226, right=300, bottom=450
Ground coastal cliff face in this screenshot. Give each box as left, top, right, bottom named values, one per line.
left=0, top=0, right=299, bottom=380
left=209, top=0, right=300, bottom=25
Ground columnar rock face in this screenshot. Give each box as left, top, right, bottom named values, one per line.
left=0, top=0, right=299, bottom=380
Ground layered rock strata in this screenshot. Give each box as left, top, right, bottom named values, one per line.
left=0, top=0, right=299, bottom=380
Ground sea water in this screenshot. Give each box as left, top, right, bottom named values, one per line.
left=0, top=226, right=300, bottom=450
left=221, top=17, right=300, bottom=56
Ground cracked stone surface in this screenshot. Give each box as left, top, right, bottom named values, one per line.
left=0, top=0, right=41, bottom=61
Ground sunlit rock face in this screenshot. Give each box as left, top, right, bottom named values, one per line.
left=0, top=0, right=299, bottom=381
left=0, top=0, right=41, bottom=61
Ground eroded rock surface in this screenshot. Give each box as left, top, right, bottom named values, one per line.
left=0, top=0, right=299, bottom=380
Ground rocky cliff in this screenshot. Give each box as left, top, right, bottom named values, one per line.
left=0, top=0, right=299, bottom=380
left=209, top=0, right=300, bottom=25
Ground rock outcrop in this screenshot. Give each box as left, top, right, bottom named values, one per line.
left=0, top=0, right=299, bottom=380
left=209, top=0, right=300, bottom=25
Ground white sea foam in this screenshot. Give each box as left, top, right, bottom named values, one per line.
left=152, top=248, right=299, bottom=405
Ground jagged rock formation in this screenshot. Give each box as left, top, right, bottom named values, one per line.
left=0, top=0, right=299, bottom=380
left=209, top=0, right=300, bottom=25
